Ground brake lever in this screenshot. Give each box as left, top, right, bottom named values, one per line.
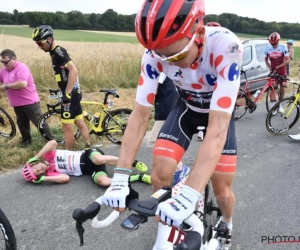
left=75, top=220, right=85, bottom=246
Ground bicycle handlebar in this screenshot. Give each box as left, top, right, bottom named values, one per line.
left=72, top=187, right=204, bottom=249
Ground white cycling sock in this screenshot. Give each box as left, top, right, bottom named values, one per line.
left=224, top=221, right=233, bottom=231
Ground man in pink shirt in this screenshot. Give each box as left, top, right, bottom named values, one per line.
left=0, top=49, right=52, bottom=147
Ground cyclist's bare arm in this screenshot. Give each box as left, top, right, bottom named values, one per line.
left=265, top=57, right=271, bottom=70
left=276, top=57, right=290, bottom=70
left=65, top=61, right=78, bottom=94
left=43, top=174, right=70, bottom=184
left=116, top=102, right=151, bottom=170
left=185, top=110, right=232, bottom=193
left=34, top=140, right=57, bottom=160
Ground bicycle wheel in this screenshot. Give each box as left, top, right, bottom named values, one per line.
left=266, top=97, right=300, bottom=134
left=38, top=110, right=81, bottom=144
left=202, top=181, right=222, bottom=245
left=265, top=86, right=280, bottom=112
left=234, top=91, right=248, bottom=120
left=0, top=107, right=16, bottom=139
left=0, top=208, right=17, bottom=250
left=102, top=108, right=132, bottom=144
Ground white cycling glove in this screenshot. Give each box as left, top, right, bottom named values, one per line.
left=155, top=185, right=201, bottom=228
left=103, top=173, right=130, bottom=209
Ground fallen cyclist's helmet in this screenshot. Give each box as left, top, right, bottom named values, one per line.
left=32, top=25, right=53, bottom=41
left=135, top=0, right=205, bottom=50
left=22, top=163, right=38, bottom=182
left=268, top=32, right=280, bottom=45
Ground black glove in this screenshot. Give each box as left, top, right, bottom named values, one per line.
left=63, top=92, right=72, bottom=104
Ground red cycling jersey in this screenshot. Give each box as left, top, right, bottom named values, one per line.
left=264, top=44, right=289, bottom=75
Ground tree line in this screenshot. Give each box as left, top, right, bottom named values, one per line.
left=1, top=9, right=300, bottom=39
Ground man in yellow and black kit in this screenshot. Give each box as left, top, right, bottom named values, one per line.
left=32, top=25, right=90, bottom=150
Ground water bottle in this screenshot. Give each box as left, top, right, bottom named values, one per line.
left=83, top=111, right=93, bottom=122
left=253, top=90, right=261, bottom=98
left=93, top=112, right=100, bottom=126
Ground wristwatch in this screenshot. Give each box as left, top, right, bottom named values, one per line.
left=4, top=84, right=9, bottom=90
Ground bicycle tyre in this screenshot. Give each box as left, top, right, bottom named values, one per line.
left=38, top=109, right=81, bottom=144
left=0, top=208, right=17, bottom=250
left=234, top=91, right=248, bottom=120
left=101, top=108, right=132, bottom=144
left=0, top=107, right=16, bottom=139
left=265, top=86, right=280, bottom=112
left=202, top=181, right=221, bottom=244
left=266, top=97, right=300, bottom=134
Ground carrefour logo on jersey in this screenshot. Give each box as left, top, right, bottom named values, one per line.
left=145, top=64, right=160, bottom=79
left=228, top=63, right=239, bottom=81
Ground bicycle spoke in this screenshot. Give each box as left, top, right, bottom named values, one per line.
left=234, top=92, right=247, bottom=120
left=266, top=98, right=299, bottom=134
left=0, top=107, right=16, bottom=143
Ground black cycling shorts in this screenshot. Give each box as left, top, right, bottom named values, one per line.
left=80, top=148, right=107, bottom=180
left=153, top=98, right=237, bottom=173
left=61, top=90, right=83, bottom=123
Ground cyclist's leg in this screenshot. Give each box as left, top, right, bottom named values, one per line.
left=147, top=120, right=189, bottom=181
left=81, top=149, right=111, bottom=186
left=279, top=76, right=287, bottom=100
left=152, top=99, right=195, bottom=192
left=210, top=117, right=237, bottom=247
left=90, top=148, right=119, bottom=166
left=72, top=91, right=90, bottom=146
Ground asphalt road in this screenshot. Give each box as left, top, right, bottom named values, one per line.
left=1, top=102, right=300, bottom=250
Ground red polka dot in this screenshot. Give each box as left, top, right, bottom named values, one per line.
left=190, top=61, right=198, bottom=70
left=214, top=55, right=223, bottom=69
left=138, top=76, right=144, bottom=86
left=147, top=93, right=155, bottom=104
left=219, top=66, right=226, bottom=79
left=210, top=53, right=214, bottom=67
left=157, top=62, right=163, bottom=72
left=217, top=97, right=232, bottom=109
left=213, top=82, right=218, bottom=91
left=192, top=83, right=202, bottom=89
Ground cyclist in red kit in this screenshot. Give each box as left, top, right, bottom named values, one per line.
left=264, top=32, right=290, bottom=104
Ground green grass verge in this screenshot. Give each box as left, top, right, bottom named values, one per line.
left=0, top=26, right=138, bottom=43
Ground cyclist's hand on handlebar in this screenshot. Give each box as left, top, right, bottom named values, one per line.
left=103, top=173, right=131, bottom=212
left=155, top=185, right=200, bottom=228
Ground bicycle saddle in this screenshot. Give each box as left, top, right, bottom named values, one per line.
left=49, top=89, right=61, bottom=95
left=99, top=89, right=117, bottom=94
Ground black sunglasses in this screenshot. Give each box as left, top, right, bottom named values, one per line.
left=287, top=43, right=292, bottom=45
left=0, top=58, right=12, bottom=64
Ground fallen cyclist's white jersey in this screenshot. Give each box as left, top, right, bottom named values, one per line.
left=136, top=26, right=243, bottom=114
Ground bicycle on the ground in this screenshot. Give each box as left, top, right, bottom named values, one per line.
left=72, top=176, right=222, bottom=250
left=0, top=207, right=17, bottom=250
left=38, top=89, right=132, bottom=144
left=0, top=107, right=16, bottom=140
left=266, top=80, right=300, bottom=134
left=234, top=69, right=288, bottom=120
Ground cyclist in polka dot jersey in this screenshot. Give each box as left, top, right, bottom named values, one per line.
left=103, top=0, right=242, bottom=249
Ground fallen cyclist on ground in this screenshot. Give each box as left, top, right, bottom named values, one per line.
left=21, top=140, right=151, bottom=186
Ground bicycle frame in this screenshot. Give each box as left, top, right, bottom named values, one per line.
left=241, top=74, right=275, bottom=103
left=46, top=89, right=123, bottom=135
left=280, top=87, right=300, bottom=118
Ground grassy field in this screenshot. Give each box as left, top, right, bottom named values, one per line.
left=0, top=26, right=138, bottom=43
left=0, top=26, right=299, bottom=171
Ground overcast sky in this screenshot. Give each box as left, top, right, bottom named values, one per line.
left=2, top=0, right=299, bottom=23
